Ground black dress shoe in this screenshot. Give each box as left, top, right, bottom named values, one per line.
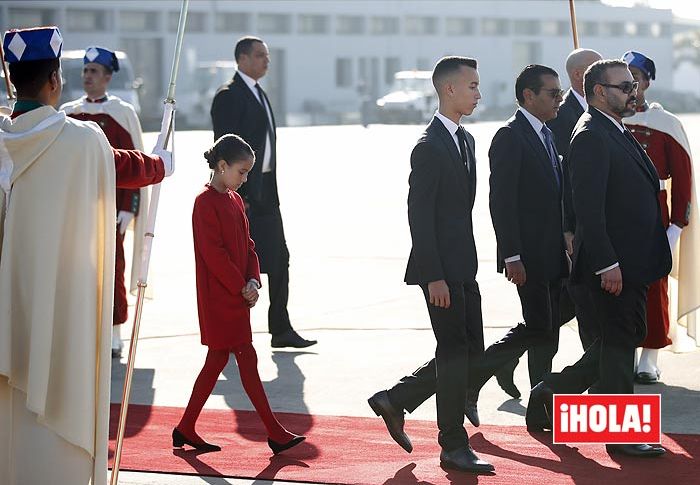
left=172, top=428, right=221, bottom=452
left=526, top=382, right=554, bottom=431
left=368, top=390, right=413, bottom=453
left=464, top=390, right=480, bottom=427
left=606, top=443, right=666, bottom=457
left=440, top=446, right=495, bottom=473
left=268, top=435, right=306, bottom=454
left=635, top=370, right=660, bottom=385
left=495, top=363, right=521, bottom=399
left=271, top=329, right=317, bottom=348
left=111, top=347, right=122, bottom=359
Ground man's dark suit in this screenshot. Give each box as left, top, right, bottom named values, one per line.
left=469, top=110, right=567, bottom=392
left=546, top=89, right=599, bottom=349
left=542, top=107, right=671, bottom=396
left=388, top=116, right=484, bottom=452
left=211, top=72, right=290, bottom=336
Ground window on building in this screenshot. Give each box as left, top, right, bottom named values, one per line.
left=215, top=12, right=250, bottom=32
left=446, top=18, right=475, bottom=36
left=258, top=13, right=291, bottom=34
left=661, top=23, right=671, bottom=37
left=416, top=57, right=432, bottom=70
left=482, top=18, right=509, bottom=36
left=600, top=21, right=624, bottom=36
left=336, top=58, right=353, bottom=87
left=66, top=9, right=110, bottom=32
left=513, top=41, right=542, bottom=74
left=405, top=16, right=438, bottom=35
left=298, top=14, right=329, bottom=34
left=337, top=15, right=365, bottom=35
left=514, top=20, right=540, bottom=36
left=370, top=16, right=399, bottom=35
left=384, top=57, right=400, bottom=84
left=169, top=11, right=205, bottom=32
left=542, top=20, right=567, bottom=36
left=579, top=21, right=598, bottom=36
left=8, top=8, right=55, bottom=28
left=120, top=11, right=159, bottom=32
left=624, top=22, right=638, bottom=36
left=636, top=22, right=651, bottom=37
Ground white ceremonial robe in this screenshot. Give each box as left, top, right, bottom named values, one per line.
left=0, top=106, right=116, bottom=485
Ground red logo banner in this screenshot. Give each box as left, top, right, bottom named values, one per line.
left=553, top=394, right=661, bottom=444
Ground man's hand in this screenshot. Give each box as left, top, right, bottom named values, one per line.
left=151, top=147, right=174, bottom=177
left=117, top=210, right=134, bottom=235
left=428, top=280, right=450, bottom=309
left=564, top=231, right=574, bottom=256
left=600, top=266, right=623, bottom=296
left=241, top=280, right=259, bottom=308
left=505, top=260, right=527, bottom=286
left=667, top=223, right=682, bottom=251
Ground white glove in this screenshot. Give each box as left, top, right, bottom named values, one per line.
left=667, top=223, right=682, bottom=251
left=117, top=210, right=134, bottom=235
left=152, top=147, right=174, bottom=177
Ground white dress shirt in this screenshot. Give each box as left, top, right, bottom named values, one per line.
left=237, top=70, right=273, bottom=173
left=435, top=110, right=462, bottom=152
left=571, top=88, right=588, bottom=111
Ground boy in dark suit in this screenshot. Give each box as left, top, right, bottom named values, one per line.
left=367, top=56, right=493, bottom=474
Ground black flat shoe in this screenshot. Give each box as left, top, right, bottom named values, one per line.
left=526, top=382, right=554, bottom=431
left=635, top=371, right=660, bottom=385
left=440, top=445, right=495, bottom=474
left=606, top=443, right=666, bottom=457
left=268, top=435, right=306, bottom=454
left=172, top=428, right=221, bottom=452
left=368, top=390, right=413, bottom=453
left=271, top=330, right=317, bottom=348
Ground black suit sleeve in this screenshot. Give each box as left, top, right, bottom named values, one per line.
left=407, top=141, right=444, bottom=282
left=548, top=113, right=577, bottom=233
left=488, top=127, right=523, bottom=260
left=569, top=129, right=618, bottom=272
left=211, top=88, right=245, bottom=141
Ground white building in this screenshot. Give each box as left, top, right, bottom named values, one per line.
left=0, top=0, right=674, bottom=125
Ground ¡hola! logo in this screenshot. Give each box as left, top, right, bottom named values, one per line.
left=553, top=394, right=661, bottom=444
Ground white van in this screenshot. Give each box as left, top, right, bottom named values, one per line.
left=60, top=49, right=142, bottom=114
left=375, top=70, right=436, bottom=124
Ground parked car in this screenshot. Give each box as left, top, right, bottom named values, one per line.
left=375, top=70, right=436, bottom=124
left=60, top=49, right=142, bottom=114
left=177, top=61, right=237, bottom=128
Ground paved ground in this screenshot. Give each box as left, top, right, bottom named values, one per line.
left=114, top=118, right=700, bottom=484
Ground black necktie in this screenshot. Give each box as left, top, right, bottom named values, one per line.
left=455, top=127, right=470, bottom=172
left=541, top=125, right=561, bottom=189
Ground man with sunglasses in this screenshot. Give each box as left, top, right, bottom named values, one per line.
left=527, top=59, right=670, bottom=457
left=464, top=65, right=568, bottom=431
left=621, top=51, right=696, bottom=385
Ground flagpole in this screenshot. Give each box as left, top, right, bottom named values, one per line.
left=569, top=0, right=580, bottom=49
left=109, top=1, right=188, bottom=483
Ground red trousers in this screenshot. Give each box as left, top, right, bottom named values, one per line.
left=113, top=227, right=128, bottom=325
left=641, top=276, right=672, bottom=349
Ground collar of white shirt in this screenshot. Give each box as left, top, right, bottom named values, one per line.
left=518, top=106, right=546, bottom=141
left=592, top=107, right=625, bottom=133
left=571, top=88, right=588, bottom=111
left=434, top=110, right=460, bottom=137
left=237, top=70, right=260, bottom=98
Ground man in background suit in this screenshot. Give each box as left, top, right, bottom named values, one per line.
left=528, top=59, right=670, bottom=457
left=211, top=36, right=316, bottom=348
left=464, top=65, right=568, bottom=430
left=367, top=57, right=493, bottom=474
left=495, top=50, right=604, bottom=400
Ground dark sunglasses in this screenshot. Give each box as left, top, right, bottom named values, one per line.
left=541, top=88, right=564, bottom=99
left=599, top=81, right=639, bottom=94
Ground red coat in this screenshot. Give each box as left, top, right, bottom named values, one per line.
left=192, top=185, right=261, bottom=349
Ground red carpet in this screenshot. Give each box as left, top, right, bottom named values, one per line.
left=109, top=404, right=698, bottom=484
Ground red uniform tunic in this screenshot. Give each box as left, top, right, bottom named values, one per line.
left=69, top=107, right=142, bottom=325
left=192, top=185, right=261, bottom=349
left=628, top=109, right=693, bottom=349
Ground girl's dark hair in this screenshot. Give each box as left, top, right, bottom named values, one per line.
left=204, top=134, right=255, bottom=169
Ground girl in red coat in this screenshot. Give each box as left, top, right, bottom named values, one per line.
left=173, top=134, right=305, bottom=454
